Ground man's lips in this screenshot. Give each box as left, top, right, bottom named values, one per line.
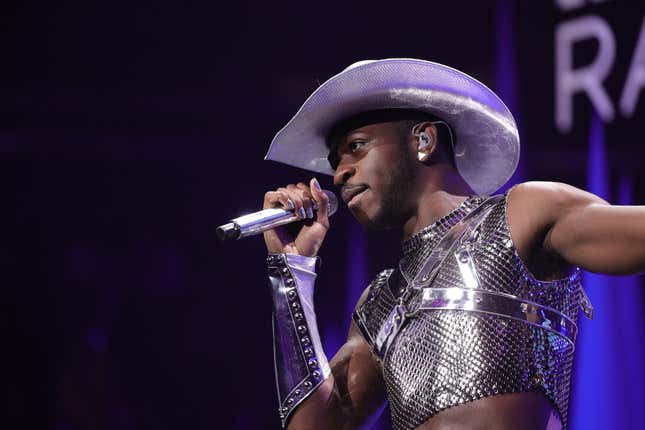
left=341, top=184, right=368, bottom=205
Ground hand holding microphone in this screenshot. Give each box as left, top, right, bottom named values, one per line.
left=216, top=178, right=337, bottom=258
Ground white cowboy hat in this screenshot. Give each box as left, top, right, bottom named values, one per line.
left=264, top=58, right=519, bottom=196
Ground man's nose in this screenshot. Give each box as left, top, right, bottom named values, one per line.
left=333, top=163, right=355, bottom=186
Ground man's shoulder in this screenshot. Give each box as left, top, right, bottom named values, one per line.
left=508, top=181, right=605, bottom=220
left=505, top=181, right=572, bottom=230
left=504, top=181, right=606, bottom=259
left=508, top=181, right=575, bottom=201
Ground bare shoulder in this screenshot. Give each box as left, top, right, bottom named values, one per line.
left=506, top=181, right=605, bottom=260
left=505, top=181, right=572, bottom=233
left=508, top=181, right=606, bottom=212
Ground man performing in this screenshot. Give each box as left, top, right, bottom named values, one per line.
left=260, top=59, right=645, bottom=429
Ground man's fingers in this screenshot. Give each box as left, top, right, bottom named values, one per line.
left=264, top=190, right=293, bottom=210
left=287, top=183, right=315, bottom=219
left=279, top=188, right=306, bottom=219
left=268, top=182, right=325, bottom=221
left=294, top=182, right=318, bottom=211
left=294, top=182, right=311, bottom=193
left=310, top=177, right=329, bottom=221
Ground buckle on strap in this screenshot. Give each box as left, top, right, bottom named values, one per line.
left=415, top=287, right=579, bottom=346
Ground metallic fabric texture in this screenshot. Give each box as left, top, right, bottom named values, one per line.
left=354, top=194, right=586, bottom=430
left=267, top=253, right=330, bottom=427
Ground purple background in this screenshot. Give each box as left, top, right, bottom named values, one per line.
left=5, top=1, right=645, bottom=429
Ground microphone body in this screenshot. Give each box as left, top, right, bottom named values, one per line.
left=216, top=190, right=338, bottom=241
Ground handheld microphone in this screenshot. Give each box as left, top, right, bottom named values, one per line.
left=216, top=190, right=338, bottom=241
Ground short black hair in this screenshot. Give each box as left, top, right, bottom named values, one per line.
left=325, top=109, right=454, bottom=169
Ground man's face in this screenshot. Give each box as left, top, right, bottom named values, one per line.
left=332, top=121, right=418, bottom=229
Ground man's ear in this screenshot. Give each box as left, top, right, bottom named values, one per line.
left=414, top=122, right=438, bottom=162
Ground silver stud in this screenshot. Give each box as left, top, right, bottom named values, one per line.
left=295, top=389, right=301, bottom=396
left=286, top=278, right=294, bottom=285
left=301, top=336, right=310, bottom=345
left=291, top=302, right=300, bottom=310
left=294, top=312, right=303, bottom=320
left=312, top=371, right=320, bottom=378
left=288, top=290, right=297, bottom=300
left=304, top=381, right=312, bottom=389
left=309, top=359, right=318, bottom=369
left=297, top=325, right=307, bottom=334
left=281, top=267, right=289, bottom=274
left=287, top=398, right=294, bottom=405
left=304, top=348, right=314, bottom=358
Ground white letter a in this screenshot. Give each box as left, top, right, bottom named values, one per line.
left=620, top=17, right=645, bottom=117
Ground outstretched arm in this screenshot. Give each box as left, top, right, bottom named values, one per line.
left=509, top=181, right=645, bottom=275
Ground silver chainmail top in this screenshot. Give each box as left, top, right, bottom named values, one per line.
left=354, top=194, right=584, bottom=430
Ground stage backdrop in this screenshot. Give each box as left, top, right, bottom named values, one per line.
left=4, top=0, right=645, bottom=429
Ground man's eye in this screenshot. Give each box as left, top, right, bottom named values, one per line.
left=349, top=141, right=366, bottom=152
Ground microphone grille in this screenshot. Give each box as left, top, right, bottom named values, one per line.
left=322, top=190, right=339, bottom=216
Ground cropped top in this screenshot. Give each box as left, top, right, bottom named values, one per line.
left=353, top=194, right=592, bottom=430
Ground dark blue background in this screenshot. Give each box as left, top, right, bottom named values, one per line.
left=5, top=1, right=645, bottom=429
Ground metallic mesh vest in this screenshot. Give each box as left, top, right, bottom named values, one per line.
left=353, top=194, right=589, bottom=430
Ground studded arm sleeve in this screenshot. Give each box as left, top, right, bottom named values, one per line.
left=267, top=253, right=331, bottom=428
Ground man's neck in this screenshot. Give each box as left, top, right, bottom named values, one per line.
left=401, top=165, right=474, bottom=242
